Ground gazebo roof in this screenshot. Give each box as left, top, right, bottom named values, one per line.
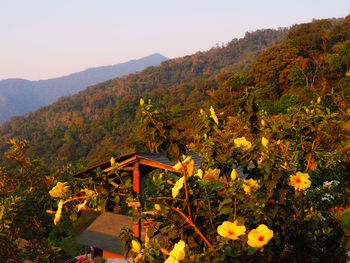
left=74, top=151, right=201, bottom=178
left=75, top=212, right=146, bottom=254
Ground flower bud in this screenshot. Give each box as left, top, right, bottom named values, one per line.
left=262, top=137, right=269, bottom=148
left=132, top=240, right=141, bottom=253
left=230, top=169, right=238, bottom=180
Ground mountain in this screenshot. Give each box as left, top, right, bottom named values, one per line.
left=0, top=28, right=290, bottom=167
left=0, top=53, right=168, bottom=123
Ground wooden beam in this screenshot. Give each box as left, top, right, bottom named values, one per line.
left=73, top=152, right=138, bottom=177
left=103, top=156, right=138, bottom=173
left=102, top=154, right=179, bottom=175
left=133, top=162, right=140, bottom=194
left=103, top=166, right=135, bottom=173
left=139, top=157, right=177, bottom=172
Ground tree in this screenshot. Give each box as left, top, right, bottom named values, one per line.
left=287, top=19, right=332, bottom=57
left=250, top=43, right=299, bottom=88
left=0, top=139, right=59, bottom=261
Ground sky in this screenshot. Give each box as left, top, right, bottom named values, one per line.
left=0, top=0, right=349, bottom=81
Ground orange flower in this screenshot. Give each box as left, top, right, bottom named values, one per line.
left=289, top=172, right=311, bottom=191
left=247, top=224, right=273, bottom=248
left=217, top=220, right=246, bottom=240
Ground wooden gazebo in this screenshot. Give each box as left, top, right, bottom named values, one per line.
left=74, top=152, right=200, bottom=258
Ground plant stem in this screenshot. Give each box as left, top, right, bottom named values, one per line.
left=150, top=199, right=215, bottom=250
left=180, top=158, right=193, bottom=222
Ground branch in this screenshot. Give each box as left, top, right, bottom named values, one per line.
left=146, top=111, right=168, bottom=141
left=305, top=153, right=313, bottom=172
left=149, top=196, right=185, bottom=202
left=283, top=140, right=290, bottom=160
left=179, top=158, right=193, bottom=222
left=149, top=198, right=215, bottom=250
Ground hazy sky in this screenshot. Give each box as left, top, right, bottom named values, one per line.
left=1, top=0, right=349, bottom=80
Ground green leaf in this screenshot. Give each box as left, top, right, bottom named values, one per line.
left=218, top=198, right=233, bottom=215
left=278, top=188, right=287, bottom=204
left=265, top=179, right=277, bottom=192
left=218, top=207, right=233, bottom=215
left=165, top=143, right=180, bottom=162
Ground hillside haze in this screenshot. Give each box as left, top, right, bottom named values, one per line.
left=0, top=53, right=168, bottom=123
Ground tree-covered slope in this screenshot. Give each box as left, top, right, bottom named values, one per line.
left=0, top=28, right=288, bottom=167
left=2, top=13, right=350, bottom=170
left=0, top=53, right=168, bottom=124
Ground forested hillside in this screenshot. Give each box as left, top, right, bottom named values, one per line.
left=0, top=53, right=168, bottom=124
left=0, top=28, right=288, bottom=167
left=1, top=16, right=349, bottom=170
left=1, top=16, right=350, bottom=262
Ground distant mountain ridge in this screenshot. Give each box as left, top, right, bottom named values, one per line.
left=0, top=53, right=168, bottom=123
left=0, top=28, right=288, bottom=167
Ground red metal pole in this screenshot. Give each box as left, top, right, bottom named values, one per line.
left=132, top=163, right=141, bottom=238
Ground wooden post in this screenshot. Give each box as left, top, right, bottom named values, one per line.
left=133, top=161, right=141, bottom=238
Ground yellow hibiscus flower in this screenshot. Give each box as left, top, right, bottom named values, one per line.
left=172, top=177, right=184, bottom=198
left=234, top=137, right=252, bottom=150
left=217, top=220, right=246, bottom=240
left=140, top=98, right=145, bottom=107
left=203, top=168, right=221, bottom=181
left=196, top=169, right=203, bottom=179
left=164, top=240, right=186, bottom=263
left=131, top=240, right=143, bottom=262
left=247, top=224, right=273, bottom=248
left=210, top=106, right=219, bottom=124
left=289, top=172, right=311, bottom=191
left=261, top=137, right=269, bottom=148
left=54, top=200, right=64, bottom=225
left=242, top=178, right=259, bottom=195
left=76, top=200, right=87, bottom=212
left=132, top=240, right=142, bottom=253
left=173, top=156, right=194, bottom=176
left=49, top=182, right=70, bottom=198
left=230, top=169, right=238, bottom=180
